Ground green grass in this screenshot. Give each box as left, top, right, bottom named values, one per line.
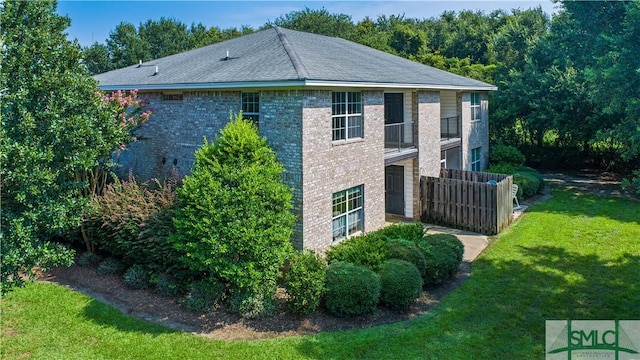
left=2, top=188, right=639, bottom=359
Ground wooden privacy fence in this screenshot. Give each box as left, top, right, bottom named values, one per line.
left=421, top=169, right=513, bottom=235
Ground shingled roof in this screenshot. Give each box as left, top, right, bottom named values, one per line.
left=95, top=27, right=496, bottom=91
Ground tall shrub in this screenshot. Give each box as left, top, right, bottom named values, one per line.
left=170, top=113, right=295, bottom=314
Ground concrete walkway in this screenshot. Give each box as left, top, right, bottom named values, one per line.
left=425, top=226, right=489, bottom=262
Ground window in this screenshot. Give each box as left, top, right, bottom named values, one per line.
left=471, top=147, right=481, bottom=171
left=162, top=93, right=183, bottom=101
left=242, top=92, right=260, bottom=125
left=470, top=92, right=481, bottom=121
left=332, top=92, right=363, bottom=141
left=332, top=185, right=364, bottom=242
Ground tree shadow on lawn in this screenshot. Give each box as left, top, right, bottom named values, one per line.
left=531, top=185, right=640, bottom=225
left=294, top=246, right=640, bottom=359
left=80, top=297, right=179, bottom=336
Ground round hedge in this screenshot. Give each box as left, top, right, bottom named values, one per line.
left=123, top=264, right=150, bottom=289
left=424, top=234, right=464, bottom=263
left=324, top=262, right=381, bottom=317
left=378, top=259, right=422, bottom=311
left=386, top=238, right=427, bottom=276
left=416, top=234, right=464, bottom=286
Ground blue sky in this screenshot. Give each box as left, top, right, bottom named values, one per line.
left=57, top=1, right=559, bottom=47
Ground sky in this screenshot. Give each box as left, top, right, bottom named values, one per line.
left=56, top=0, right=560, bottom=47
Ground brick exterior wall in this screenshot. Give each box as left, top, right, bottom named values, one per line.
left=113, top=87, right=490, bottom=253
left=115, top=91, right=240, bottom=181
left=417, top=91, right=441, bottom=179
left=461, top=91, right=490, bottom=171
left=300, top=90, right=386, bottom=252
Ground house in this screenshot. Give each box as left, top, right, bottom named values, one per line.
left=95, top=27, right=496, bottom=251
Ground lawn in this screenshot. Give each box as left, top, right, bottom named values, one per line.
left=2, top=188, right=639, bottom=359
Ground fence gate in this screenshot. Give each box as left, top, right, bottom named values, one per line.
left=420, top=169, right=513, bottom=235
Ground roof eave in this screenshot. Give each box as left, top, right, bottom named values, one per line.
left=98, top=79, right=497, bottom=92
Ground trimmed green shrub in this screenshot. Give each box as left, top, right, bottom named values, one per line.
left=386, top=238, right=427, bottom=276
left=376, top=223, right=425, bottom=243
left=123, top=264, right=150, bottom=289
left=378, top=259, right=423, bottom=311
left=184, top=278, right=227, bottom=313
left=170, top=114, right=295, bottom=301
left=513, top=171, right=541, bottom=198
left=96, top=257, right=126, bottom=275
left=416, top=235, right=463, bottom=286
left=228, top=285, right=276, bottom=319
left=424, top=234, right=464, bottom=263
left=284, top=250, right=327, bottom=315
left=487, top=163, right=517, bottom=175
left=325, top=232, right=388, bottom=271
left=516, top=166, right=545, bottom=193
left=153, top=273, right=181, bottom=297
left=77, top=252, right=103, bottom=267
left=84, top=176, right=179, bottom=270
left=490, top=144, right=525, bottom=167
left=324, top=262, right=381, bottom=317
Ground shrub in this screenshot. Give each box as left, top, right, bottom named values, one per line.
left=487, top=163, right=517, bottom=175
left=123, top=264, right=151, bottom=289
left=284, top=250, right=327, bottom=315
left=386, top=238, right=427, bottom=276
left=378, top=260, right=423, bottom=311
left=516, top=166, right=545, bottom=193
left=325, top=232, right=388, bottom=271
left=513, top=171, right=541, bottom=198
left=490, top=144, right=525, bottom=167
left=324, top=262, right=381, bottom=317
left=170, top=114, right=295, bottom=300
left=228, top=285, right=276, bottom=319
left=424, top=234, right=464, bottom=263
left=416, top=235, right=463, bottom=286
left=184, top=278, right=227, bottom=313
left=376, top=223, right=425, bottom=243
left=77, top=251, right=103, bottom=267
left=153, top=273, right=182, bottom=297
left=96, top=257, right=126, bottom=275
left=84, top=176, right=179, bottom=270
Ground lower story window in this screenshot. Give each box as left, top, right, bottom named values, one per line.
left=332, top=185, right=364, bottom=242
left=471, top=147, right=481, bottom=171
left=242, top=92, right=260, bottom=126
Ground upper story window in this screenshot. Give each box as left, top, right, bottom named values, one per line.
left=471, top=147, right=481, bottom=171
left=242, top=92, right=260, bottom=126
left=332, top=185, right=364, bottom=242
left=470, top=92, right=481, bottom=122
left=332, top=92, right=363, bottom=141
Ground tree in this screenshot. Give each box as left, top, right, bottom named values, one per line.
left=82, top=42, right=113, bottom=75
left=266, top=7, right=356, bottom=39
left=170, top=113, right=295, bottom=317
left=0, top=0, right=150, bottom=293
left=138, top=17, right=190, bottom=60
left=106, top=22, right=150, bottom=68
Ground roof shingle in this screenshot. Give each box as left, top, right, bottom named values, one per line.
left=95, top=27, right=496, bottom=91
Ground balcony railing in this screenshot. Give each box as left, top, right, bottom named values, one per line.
left=385, top=122, right=415, bottom=152
left=441, top=115, right=461, bottom=140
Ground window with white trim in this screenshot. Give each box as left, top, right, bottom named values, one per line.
left=332, top=92, right=363, bottom=141
left=242, top=92, right=260, bottom=126
left=471, top=147, right=481, bottom=171
left=471, top=92, right=481, bottom=121
left=332, top=185, right=364, bottom=242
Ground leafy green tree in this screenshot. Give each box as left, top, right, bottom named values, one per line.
left=170, top=113, right=296, bottom=312
left=0, top=0, right=150, bottom=293
left=139, top=17, right=191, bottom=59
left=82, top=42, right=114, bottom=75
left=266, top=7, right=356, bottom=39
left=106, top=22, right=150, bottom=68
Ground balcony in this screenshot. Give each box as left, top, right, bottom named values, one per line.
left=385, top=122, right=415, bottom=152
left=441, top=115, right=461, bottom=140
left=385, top=122, right=417, bottom=165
